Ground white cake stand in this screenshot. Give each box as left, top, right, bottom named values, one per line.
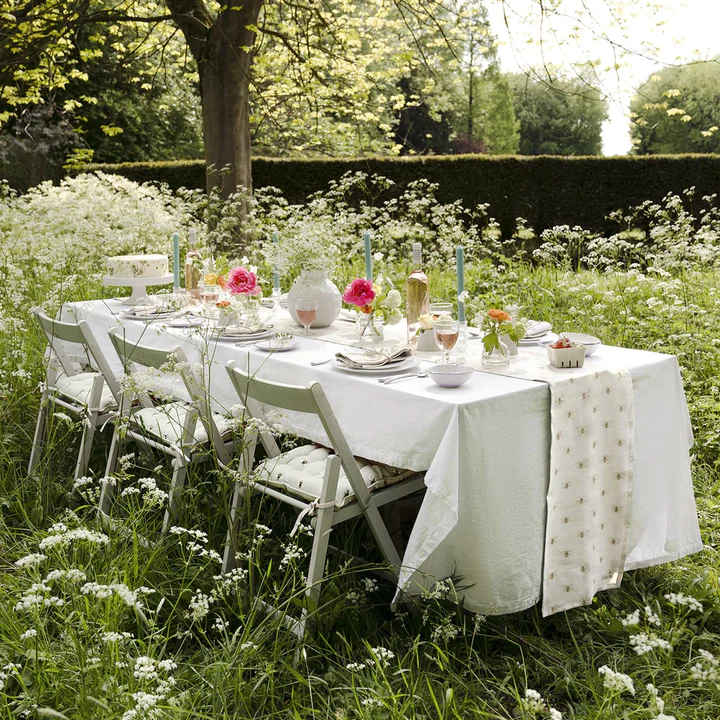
left=103, top=275, right=175, bottom=305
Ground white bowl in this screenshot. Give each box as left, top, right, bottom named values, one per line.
left=427, top=364, right=474, bottom=388
left=557, top=332, right=602, bottom=355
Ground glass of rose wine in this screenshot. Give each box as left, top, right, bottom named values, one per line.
left=434, top=317, right=459, bottom=364
left=295, top=297, right=318, bottom=336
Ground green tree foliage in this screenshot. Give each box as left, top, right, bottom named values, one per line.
left=630, top=62, right=720, bottom=154
left=509, top=73, right=607, bottom=156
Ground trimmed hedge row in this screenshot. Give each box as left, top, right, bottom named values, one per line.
left=82, top=155, right=720, bottom=236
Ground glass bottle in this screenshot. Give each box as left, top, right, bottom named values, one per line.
left=184, top=228, right=202, bottom=299
left=406, top=242, right=429, bottom=342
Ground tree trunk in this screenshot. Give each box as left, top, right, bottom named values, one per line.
left=199, top=22, right=254, bottom=200
left=166, top=0, right=263, bottom=201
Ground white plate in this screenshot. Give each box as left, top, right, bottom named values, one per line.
left=255, top=338, right=301, bottom=352
left=120, top=309, right=178, bottom=321
left=331, top=356, right=420, bottom=375
left=519, top=332, right=558, bottom=346
left=214, top=329, right=275, bottom=342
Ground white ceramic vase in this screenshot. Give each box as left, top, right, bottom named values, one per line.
left=287, top=272, right=342, bottom=328
left=416, top=329, right=437, bottom=352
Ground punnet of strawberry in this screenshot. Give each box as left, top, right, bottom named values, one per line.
left=549, top=336, right=575, bottom=349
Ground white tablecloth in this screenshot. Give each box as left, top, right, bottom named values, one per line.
left=64, top=300, right=703, bottom=615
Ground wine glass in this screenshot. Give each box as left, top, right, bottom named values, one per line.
left=295, top=297, right=318, bottom=336
left=434, top=317, right=460, bottom=364
left=199, top=284, right=220, bottom=304
left=429, top=301, right=453, bottom=320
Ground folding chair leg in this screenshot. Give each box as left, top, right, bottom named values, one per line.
left=99, top=427, right=124, bottom=518
left=222, top=480, right=247, bottom=574
left=299, top=455, right=341, bottom=638
left=162, top=456, right=188, bottom=533
left=362, top=503, right=403, bottom=575
left=74, top=416, right=96, bottom=481
left=28, top=394, right=49, bottom=475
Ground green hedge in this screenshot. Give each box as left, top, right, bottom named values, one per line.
left=81, top=155, right=720, bottom=236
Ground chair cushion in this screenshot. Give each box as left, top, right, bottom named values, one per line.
left=54, top=372, right=117, bottom=413
left=131, top=402, right=233, bottom=448
left=255, top=444, right=416, bottom=508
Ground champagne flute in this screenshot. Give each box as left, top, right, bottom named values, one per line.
left=434, top=318, right=459, bottom=365
left=295, top=297, right=318, bottom=336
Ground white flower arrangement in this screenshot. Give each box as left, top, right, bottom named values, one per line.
left=264, top=218, right=340, bottom=281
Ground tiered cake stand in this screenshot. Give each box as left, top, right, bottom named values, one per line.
left=103, top=275, right=175, bottom=305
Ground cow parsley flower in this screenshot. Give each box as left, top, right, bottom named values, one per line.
left=598, top=666, right=635, bottom=695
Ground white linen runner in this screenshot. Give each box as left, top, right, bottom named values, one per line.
left=471, top=353, right=635, bottom=614
left=542, top=370, right=634, bottom=615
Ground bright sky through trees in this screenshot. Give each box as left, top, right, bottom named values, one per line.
left=486, top=0, right=720, bottom=155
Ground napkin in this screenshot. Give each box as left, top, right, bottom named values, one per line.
left=334, top=348, right=411, bottom=369
left=219, top=324, right=270, bottom=336
left=525, top=320, right=552, bottom=338
left=128, top=304, right=163, bottom=317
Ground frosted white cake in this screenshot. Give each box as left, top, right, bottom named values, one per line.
left=107, top=254, right=169, bottom=279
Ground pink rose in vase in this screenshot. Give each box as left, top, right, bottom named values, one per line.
left=227, top=266, right=262, bottom=296
left=342, top=278, right=375, bottom=308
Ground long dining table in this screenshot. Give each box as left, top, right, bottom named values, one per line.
left=63, top=298, right=703, bottom=616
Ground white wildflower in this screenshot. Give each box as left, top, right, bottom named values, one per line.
left=39, top=525, right=110, bottom=550
left=629, top=632, right=672, bottom=656
left=14, top=553, right=47, bottom=569
left=645, top=605, right=661, bottom=627
left=621, top=608, right=641, bottom=626
left=361, top=578, right=379, bottom=593
left=212, top=617, right=229, bottom=633
left=188, top=591, right=212, bottom=622
left=346, top=662, right=366, bottom=672
left=520, top=688, right=546, bottom=713
left=361, top=697, right=382, bottom=707
left=598, top=665, right=635, bottom=695
left=664, top=592, right=703, bottom=612
left=240, top=642, right=257, bottom=651
left=369, top=646, right=394, bottom=668
left=549, top=709, right=563, bottom=720
left=19, top=629, right=37, bottom=641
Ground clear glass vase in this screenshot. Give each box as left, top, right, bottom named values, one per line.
left=481, top=335, right=510, bottom=367
left=356, top=314, right=385, bottom=342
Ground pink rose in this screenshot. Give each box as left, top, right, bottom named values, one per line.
left=227, top=266, right=261, bottom=296
left=342, top=278, right=375, bottom=308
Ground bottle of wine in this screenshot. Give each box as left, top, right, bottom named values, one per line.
left=406, top=242, right=429, bottom=342
left=184, top=228, right=202, bottom=298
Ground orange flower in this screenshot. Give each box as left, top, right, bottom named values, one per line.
left=487, top=308, right=511, bottom=323
left=216, top=275, right=228, bottom=289
left=216, top=300, right=231, bottom=308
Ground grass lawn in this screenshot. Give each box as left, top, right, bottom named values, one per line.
left=1, top=174, right=719, bottom=719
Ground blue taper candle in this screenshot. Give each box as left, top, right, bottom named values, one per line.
left=272, top=232, right=281, bottom=291
left=456, top=246, right=466, bottom=323
left=363, top=231, right=373, bottom=282
left=172, top=232, right=180, bottom=289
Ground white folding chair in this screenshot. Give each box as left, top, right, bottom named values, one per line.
left=29, top=308, right=121, bottom=481
left=100, top=328, right=236, bottom=532
left=225, top=359, right=426, bottom=638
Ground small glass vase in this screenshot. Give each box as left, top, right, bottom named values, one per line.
left=481, top=334, right=510, bottom=367
left=356, top=314, right=385, bottom=342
